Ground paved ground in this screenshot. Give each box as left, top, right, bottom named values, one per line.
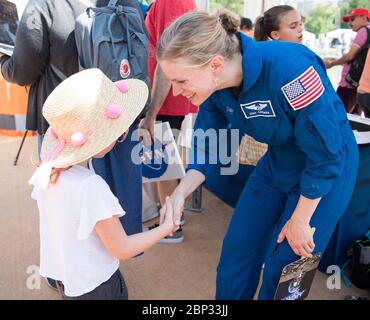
left=0, top=135, right=369, bottom=300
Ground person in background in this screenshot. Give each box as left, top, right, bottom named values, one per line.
left=239, top=17, right=254, bottom=38
left=156, top=9, right=358, bottom=299
left=324, top=7, right=370, bottom=115
left=0, top=0, right=89, bottom=155
left=254, top=5, right=304, bottom=43
left=139, top=0, right=198, bottom=243
left=357, top=49, right=370, bottom=118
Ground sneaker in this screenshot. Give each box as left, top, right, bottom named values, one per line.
left=160, top=227, right=184, bottom=244
left=144, top=223, right=184, bottom=244
left=179, top=214, right=185, bottom=226
left=45, top=277, right=58, bottom=291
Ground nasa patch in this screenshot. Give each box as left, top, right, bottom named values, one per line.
left=240, top=100, right=276, bottom=119
left=140, top=139, right=169, bottom=179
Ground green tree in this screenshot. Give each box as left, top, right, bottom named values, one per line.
left=305, top=6, right=338, bottom=36
left=340, top=0, right=370, bottom=28
left=209, top=0, right=244, bottom=16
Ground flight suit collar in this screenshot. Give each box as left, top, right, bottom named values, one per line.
left=239, top=33, right=263, bottom=94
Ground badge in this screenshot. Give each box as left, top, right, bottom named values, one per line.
left=120, top=59, right=130, bottom=79
left=240, top=100, right=276, bottom=119
left=274, top=253, right=321, bottom=300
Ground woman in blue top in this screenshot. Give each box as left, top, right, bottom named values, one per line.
left=156, top=9, right=359, bottom=300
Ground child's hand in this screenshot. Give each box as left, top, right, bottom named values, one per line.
left=159, top=193, right=184, bottom=227
left=161, top=196, right=179, bottom=235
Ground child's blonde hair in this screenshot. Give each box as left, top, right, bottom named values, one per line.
left=49, top=167, right=71, bottom=185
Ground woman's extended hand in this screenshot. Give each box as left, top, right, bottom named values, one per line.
left=277, top=218, right=315, bottom=258
left=159, top=192, right=185, bottom=227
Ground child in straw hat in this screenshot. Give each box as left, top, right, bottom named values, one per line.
left=29, top=68, right=178, bottom=300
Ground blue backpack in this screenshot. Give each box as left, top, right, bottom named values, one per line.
left=75, top=0, right=150, bottom=109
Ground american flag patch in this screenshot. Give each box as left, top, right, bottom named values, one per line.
left=281, top=66, right=324, bottom=111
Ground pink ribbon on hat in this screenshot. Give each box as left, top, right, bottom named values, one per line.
left=29, top=129, right=66, bottom=189
left=45, top=139, right=66, bottom=162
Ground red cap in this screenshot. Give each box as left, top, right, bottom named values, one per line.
left=342, top=8, right=370, bottom=22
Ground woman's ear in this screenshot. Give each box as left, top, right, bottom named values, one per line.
left=270, top=31, right=280, bottom=40
left=210, top=55, right=224, bottom=75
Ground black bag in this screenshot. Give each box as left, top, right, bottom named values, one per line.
left=349, top=231, right=370, bottom=289
left=346, top=27, right=370, bottom=87
left=342, top=230, right=370, bottom=289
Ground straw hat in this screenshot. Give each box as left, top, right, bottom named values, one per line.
left=40, top=68, right=148, bottom=168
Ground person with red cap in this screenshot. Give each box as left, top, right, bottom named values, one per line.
left=324, top=7, right=370, bottom=115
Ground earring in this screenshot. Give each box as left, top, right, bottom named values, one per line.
left=213, top=78, right=220, bottom=87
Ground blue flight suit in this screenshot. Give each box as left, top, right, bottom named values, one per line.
left=188, top=34, right=359, bottom=300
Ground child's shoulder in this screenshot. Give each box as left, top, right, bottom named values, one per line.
left=67, top=165, right=110, bottom=191
left=62, top=165, right=103, bottom=187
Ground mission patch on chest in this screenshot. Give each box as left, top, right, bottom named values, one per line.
left=240, top=100, right=276, bottom=119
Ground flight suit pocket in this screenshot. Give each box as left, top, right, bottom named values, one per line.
left=307, top=111, right=342, bottom=156
left=248, top=117, right=281, bottom=144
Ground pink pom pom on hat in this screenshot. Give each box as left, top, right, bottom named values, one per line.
left=115, top=80, right=129, bottom=93
left=105, top=105, right=122, bottom=119
left=71, top=132, right=88, bottom=146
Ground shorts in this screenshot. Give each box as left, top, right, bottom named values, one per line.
left=56, top=269, right=128, bottom=300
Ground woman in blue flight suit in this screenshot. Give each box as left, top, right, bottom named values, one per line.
left=156, top=10, right=359, bottom=299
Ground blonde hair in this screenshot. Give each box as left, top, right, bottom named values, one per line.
left=157, top=9, right=241, bottom=65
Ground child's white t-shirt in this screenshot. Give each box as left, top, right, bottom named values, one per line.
left=31, top=165, right=125, bottom=297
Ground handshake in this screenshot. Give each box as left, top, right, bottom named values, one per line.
left=159, top=193, right=185, bottom=236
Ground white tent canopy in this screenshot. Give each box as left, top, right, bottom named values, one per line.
left=303, top=30, right=316, bottom=39
left=325, top=28, right=356, bottom=39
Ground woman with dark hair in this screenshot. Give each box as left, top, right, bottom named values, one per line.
left=254, top=5, right=304, bottom=43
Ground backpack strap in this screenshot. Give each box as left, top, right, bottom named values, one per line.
left=50, top=63, right=67, bottom=81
